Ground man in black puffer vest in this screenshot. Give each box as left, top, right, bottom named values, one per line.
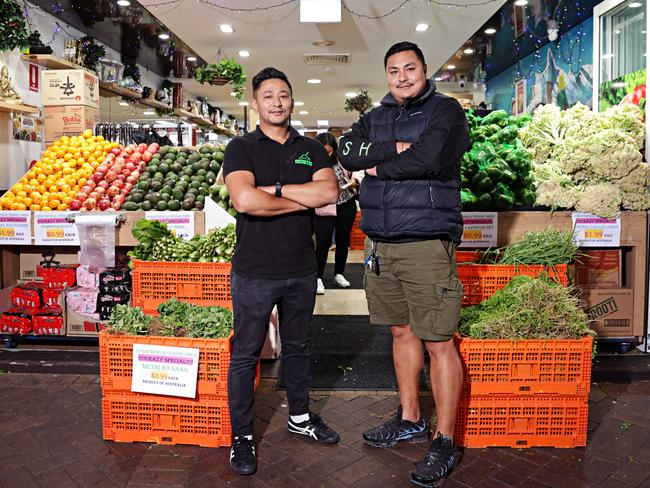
left=339, top=42, right=469, bottom=488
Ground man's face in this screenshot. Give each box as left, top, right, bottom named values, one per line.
left=385, top=50, right=428, bottom=105
left=252, top=78, right=293, bottom=126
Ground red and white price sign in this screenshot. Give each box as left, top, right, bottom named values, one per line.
left=572, top=213, right=621, bottom=247
left=34, top=211, right=80, bottom=245
left=0, top=211, right=32, bottom=244
left=459, top=212, right=498, bottom=248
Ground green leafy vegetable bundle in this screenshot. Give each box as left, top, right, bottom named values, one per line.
left=458, top=276, right=594, bottom=347
left=107, top=298, right=233, bottom=338
left=462, top=110, right=536, bottom=211
left=128, top=220, right=236, bottom=264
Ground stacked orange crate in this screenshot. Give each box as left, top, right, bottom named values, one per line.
left=349, top=212, right=366, bottom=250
left=454, top=336, right=593, bottom=448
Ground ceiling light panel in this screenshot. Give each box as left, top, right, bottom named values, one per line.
left=300, top=0, right=341, bottom=23
left=220, top=24, right=234, bottom=33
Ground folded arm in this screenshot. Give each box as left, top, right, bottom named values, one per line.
left=258, top=167, right=339, bottom=208
left=226, top=170, right=307, bottom=217
left=338, top=113, right=398, bottom=171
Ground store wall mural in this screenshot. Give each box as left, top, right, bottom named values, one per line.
left=486, top=18, right=594, bottom=114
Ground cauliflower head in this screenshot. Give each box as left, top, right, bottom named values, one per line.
left=575, top=182, right=622, bottom=218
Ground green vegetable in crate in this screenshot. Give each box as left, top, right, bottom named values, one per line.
left=458, top=276, right=595, bottom=350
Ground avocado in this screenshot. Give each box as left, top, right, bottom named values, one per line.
left=196, top=169, right=207, bottom=177
left=190, top=180, right=201, bottom=190
left=181, top=199, right=194, bottom=211
left=136, top=181, right=149, bottom=191
left=209, top=162, right=220, bottom=174
left=147, top=164, right=159, bottom=175
left=161, top=186, right=172, bottom=196
left=168, top=200, right=181, bottom=211
left=158, top=146, right=169, bottom=156
left=151, top=181, right=163, bottom=192
left=155, top=200, right=168, bottom=211
left=123, top=201, right=139, bottom=211
left=200, top=145, right=212, bottom=155
left=149, top=192, right=162, bottom=205
left=215, top=151, right=225, bottom=162
left=170, top=162, right=183, bottom=174
left=172, top=189, right=184, bottom=201
left=161, top=193, right=171, bottom=202
left=141, top=201, right=153, bottom=211
left=197, top=195, right=206, bottom=203
left=131, top=192, right=144, bottom=203
left=191, top=162, right=202, bottom=173
left=183, top=167, right=194, bottom=177
left=153, top=172, right=164, bottom=181
left=194, top=201, right=205, bottom=210
left=169, top=147, right=178, bottom=155
left=159, top=163, right=170, bottom=175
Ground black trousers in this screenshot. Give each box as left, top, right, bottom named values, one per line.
left=228, top=271, right=317, bottom=436
left=314, top=198, right=358, bottom=279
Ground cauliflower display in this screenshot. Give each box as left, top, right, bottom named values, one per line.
left=524, top=103, right=647, bottom=217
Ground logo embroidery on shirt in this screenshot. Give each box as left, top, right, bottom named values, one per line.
left=294, top=153, right=313, bottom=166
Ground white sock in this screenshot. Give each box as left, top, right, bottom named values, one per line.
left=290, top=413, right=310, bottom=424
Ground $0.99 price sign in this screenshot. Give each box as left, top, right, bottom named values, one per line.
left=34, top=211, right=80, bottom=245
left=459, top=212, right=497, bottom=248
left=572, top=213, right=620, bottom=247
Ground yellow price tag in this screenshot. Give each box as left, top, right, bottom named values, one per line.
left=46, top=229, right=65, bottom=239
left=584, top=229, right=603, bottom=239
left=151, top=371, right=168, bottom=380
left=0, top=228, right=15, bottom=237
left=463, top=230, right=483, bottom=240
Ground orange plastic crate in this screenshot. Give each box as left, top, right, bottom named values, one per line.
left=99, top=332, right=234, bottom=396
left=349, top=212, right=365, bottom=250
left=102, top=391, right=231, bottom=448
left=131, top=259, right=232, bottom=314
left=457, top=264, right=569, bottom=306
left=455, top=336, right=593, bottom=396
left=456, top=250, right=482, bottom=263
left=455, top=394, right=588, bottom=448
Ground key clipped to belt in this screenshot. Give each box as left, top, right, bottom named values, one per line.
left=365, top=240, right=381, bottom=276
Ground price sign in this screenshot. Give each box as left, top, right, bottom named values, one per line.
left=131, top=344, right=200, bottom=398
left=459, top=212, right=498, bottom=248
left=34, top=211, right=79, bottom=245
left=572, top=213, right=621, bottom=247
left=145, top=212, right=195, bottom=240
left=0, top=211, right=31, bottom=244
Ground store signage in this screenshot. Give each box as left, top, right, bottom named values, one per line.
left=0, top=211, right=31, bottom=244
left=33, top=211, right=79, bottom=245
left=144, top=211, right=194, bottom=240
left=572, top=212, right=621, bottom=247
left=131, top=344, right=200, bottom=398
left=204, top=196, right=236, bottom=233
left=29, top=64, right=39, bottom=92
left=459, top=212, right=498, bottom=248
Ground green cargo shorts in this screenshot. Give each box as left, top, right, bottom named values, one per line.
left=363, top=238, right=463, bottom=342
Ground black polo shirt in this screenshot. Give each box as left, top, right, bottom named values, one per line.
left=223, top=126, right=330, bottom=279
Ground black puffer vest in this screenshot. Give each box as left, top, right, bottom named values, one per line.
left=359, top=82, right=465, bottom=244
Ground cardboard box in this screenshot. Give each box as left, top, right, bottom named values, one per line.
left=41, top=70, right=99, bottom=108
left=66, top=304, right=108, bottom=337
left=575, top=250, right=622, bottom=288
left=582, top=288, right=635, bottom=337
left=44, top=105, right=99, bottom=143
left=19, top=251, right=79, bottom=281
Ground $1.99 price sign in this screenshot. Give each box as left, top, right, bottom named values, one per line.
left=572, top=213, right=620, bottom=247
left=459, top=212, right=497, bottom=248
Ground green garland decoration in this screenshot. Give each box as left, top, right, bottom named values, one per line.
left=0, top=0, right=29, bottom=52
left=79, top=36, right=105, bottom=73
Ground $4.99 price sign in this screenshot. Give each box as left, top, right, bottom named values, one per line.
left=572, top=213, right=620, bottom=247
left=459, top=212, right=498, bottom=248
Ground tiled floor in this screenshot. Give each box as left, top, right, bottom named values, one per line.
left=0, top=372, right=648, bottom=487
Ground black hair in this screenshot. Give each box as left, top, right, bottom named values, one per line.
left=252, top=67, right=293, bottom=96
left=384, top=41, right=426, bottom=68
left=315, top=132, right=338, bottom=165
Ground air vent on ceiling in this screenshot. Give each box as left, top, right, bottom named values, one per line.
left=304, top=53, right=351, bottom=65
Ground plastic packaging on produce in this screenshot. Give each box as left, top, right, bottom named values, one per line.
left=66, top=287, right=100, bottom=315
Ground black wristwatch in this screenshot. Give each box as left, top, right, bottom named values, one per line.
left=275, top=182, right=283, bottom=197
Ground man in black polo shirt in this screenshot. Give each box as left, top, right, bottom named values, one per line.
left=223, top=67, right=340, bottom=476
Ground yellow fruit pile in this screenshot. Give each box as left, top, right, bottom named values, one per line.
left=0, top=130, right=119, bottom=211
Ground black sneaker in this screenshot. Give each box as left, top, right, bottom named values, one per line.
left=287, top=413, right=340, bottom=443
left=230, top=436, right=257, bottom=475
left=410, top=433, right=458, bottom=487
left=363, top=406, right=429, bottom=448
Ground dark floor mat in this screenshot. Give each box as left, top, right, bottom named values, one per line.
left=322, top=263, right=364, bottom=289
left=279, top=315, right=427, bottom=391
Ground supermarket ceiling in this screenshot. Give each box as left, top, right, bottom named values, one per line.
left=142, top=0, right=506, bottom=129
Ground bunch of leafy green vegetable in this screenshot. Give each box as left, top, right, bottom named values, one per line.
left=498, top=229, right=579, bottom=266
left=107, top=299, right=233, bottom=339
left=128, top=220, right=236, bottom=264
left=462, top=110, right=536, bottom=210
left=458, top=275, right=594, bottom=350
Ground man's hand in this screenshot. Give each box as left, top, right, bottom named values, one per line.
left=396, top=141, right=412, bottom=153
left=365, top=166, right=378, bottom=177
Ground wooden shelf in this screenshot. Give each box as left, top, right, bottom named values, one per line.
left=0, top=101, right=39, bottom=114
left=99, top=82, right=142, bottom=99
left=21, top=54, right=88, bottom=72
left=212, top=126, right=237, bottom=137
left=188, top=115, right=213, bottom=126
left=140, top=98, right=173, bottom=111
left=174, top=108, right=194, bottom=118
